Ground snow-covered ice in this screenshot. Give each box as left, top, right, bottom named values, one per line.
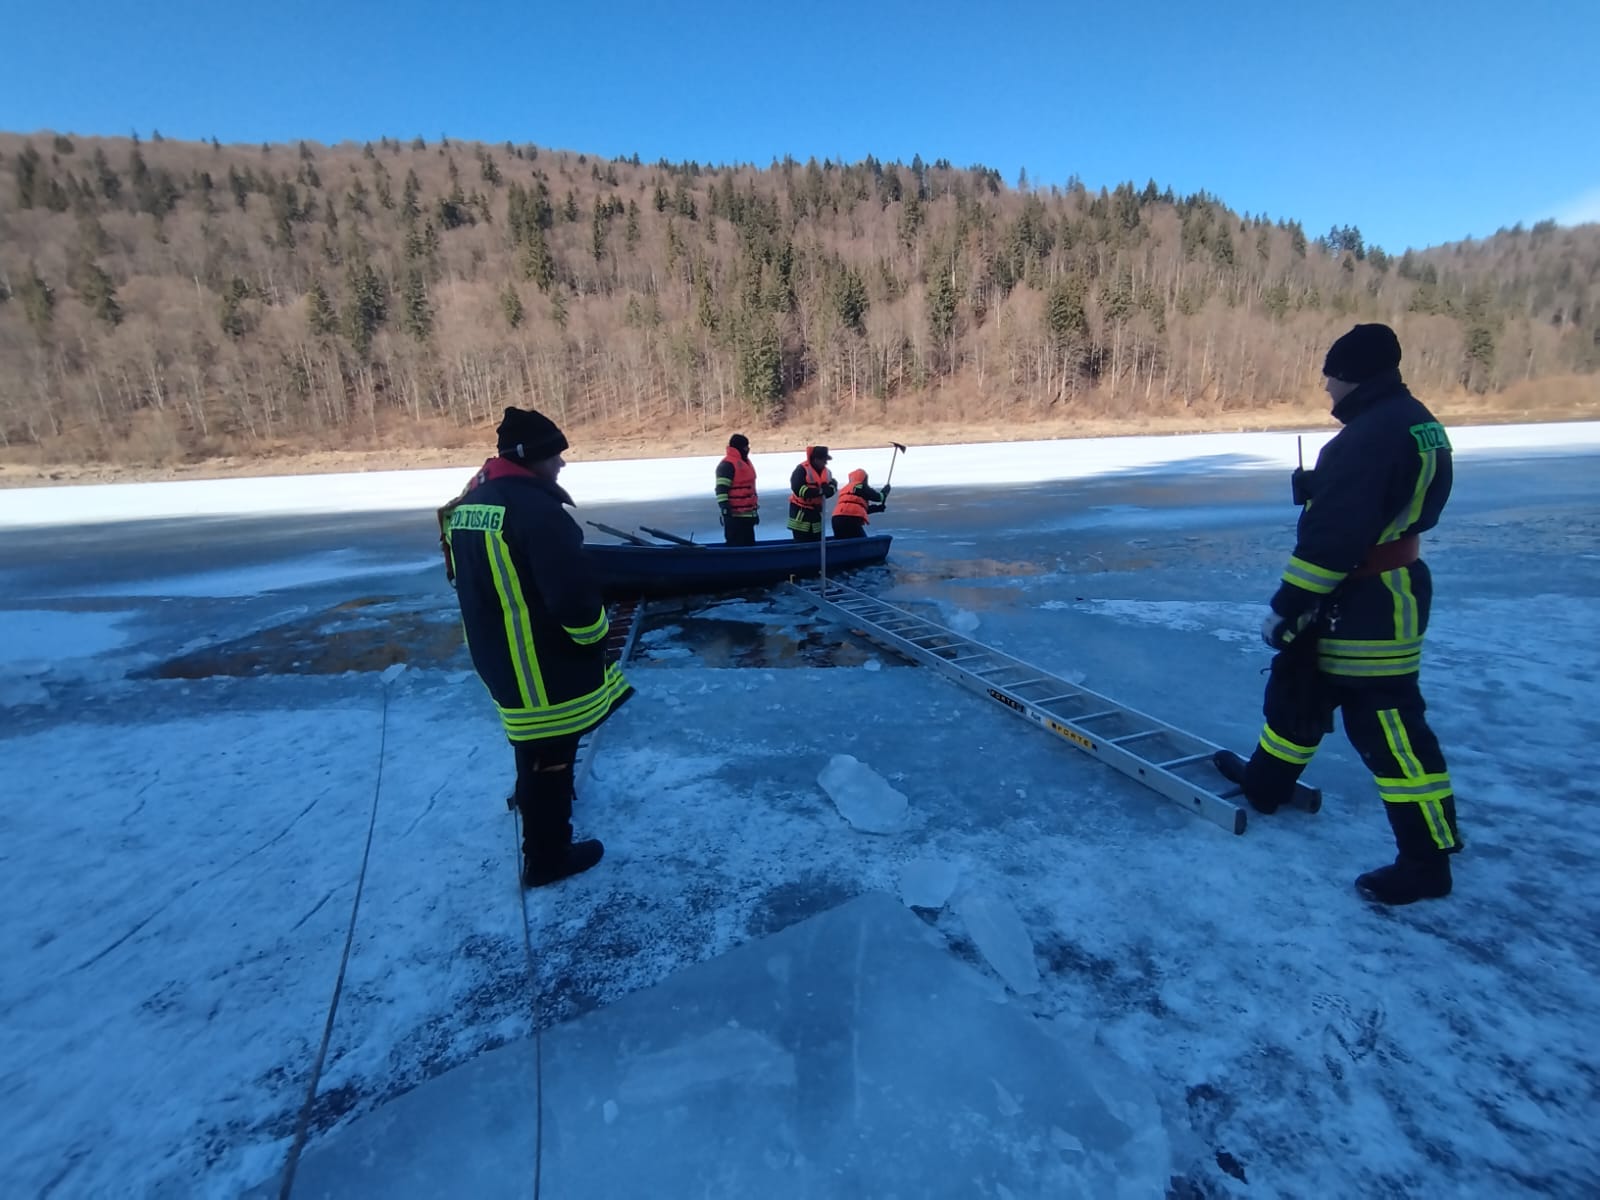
left=3, top=424, right=1598, bottom=1197
left=275, top=894, right=1171, bottom=1198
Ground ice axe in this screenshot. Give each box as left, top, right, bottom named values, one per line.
left=883, top=441, right=908, bottom=489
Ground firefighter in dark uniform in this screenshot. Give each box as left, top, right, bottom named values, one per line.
left=439, top=407, right=633, bottom=887
left=715, top=433, right=760, bottom=545
left=830, top=467, right=889, bottom=538
left=786, top=445, right=836, bottom=541
left=1215, top=324, right=1462, bottom=905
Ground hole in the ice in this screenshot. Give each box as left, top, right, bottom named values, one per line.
left=137, top=597, right=467, bottom=679
left=633, top=592, right=909, bottom=669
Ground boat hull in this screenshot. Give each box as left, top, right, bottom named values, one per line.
left=587, top=535, right=892, bottom=599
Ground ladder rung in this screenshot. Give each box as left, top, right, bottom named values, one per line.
left=1032, top=693, right=1081, bottom=707
left=1156, top=752, right=1212, bottom=770
left=1061, top=709, right=1118, bottom=724
left=1109, top=729, right=1164, bottom=746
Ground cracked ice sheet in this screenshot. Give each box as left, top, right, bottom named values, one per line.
left=0, top=677, right=554, bottom=1198
left=6, top=612, right=1599, bottom=1197
left=3, top=436, right=1599, bottom=1198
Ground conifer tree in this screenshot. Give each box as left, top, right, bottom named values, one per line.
left=401, top=267, right=432, bottom=340
left=18, top=262, right=55, bottom=334
left=306, top=279, right=337, bottom=337
left=501, top=282, right=524, bottom=329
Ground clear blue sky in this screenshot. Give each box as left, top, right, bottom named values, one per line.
left=6, top=0, right=1597, bottom=252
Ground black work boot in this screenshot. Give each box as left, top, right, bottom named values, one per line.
left=1355, top=854, right=1452, bottom=905
left=523, top=839, right=605, bottom=888
left=1212, top=749, right=1293, bottom=815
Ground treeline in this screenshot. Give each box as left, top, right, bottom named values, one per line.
left=1, top=129, right=1597, bottom=461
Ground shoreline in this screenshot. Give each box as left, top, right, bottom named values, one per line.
left=2, top=402, right=1592, bottom=490
left=3, top=420, right=1597, bottom=532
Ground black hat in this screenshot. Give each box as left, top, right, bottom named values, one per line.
left=728, top=433, right=750, bottom=454
left=496, top=406, right=568, bottom=462
left=1323, top=323, right=1402, bottom=383
left=810, top=445, right=832, bottom=461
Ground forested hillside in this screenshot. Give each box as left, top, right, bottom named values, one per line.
left=1, top=130, right=1596, bottom=463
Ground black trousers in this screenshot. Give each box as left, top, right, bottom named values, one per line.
left=830, top=516, right=868, bottom=539
left=791, top=529, right=822, bottom=543
left=512, top=733, right=581, bottom=859
left=723, top=517, right=757, bottom=546
left=1243, top=641, right=1460, bottom=860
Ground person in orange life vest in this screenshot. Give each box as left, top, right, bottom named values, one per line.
left=830, top=468, right=889, bottom=538
left=440, top=406, right=632, bottom=888
left=786, top=445, right=836, bottom=541
left=714, top=433, right=759, bottom=546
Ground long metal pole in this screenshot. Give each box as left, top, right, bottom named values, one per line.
left=819, top=493, right=829, bottom=595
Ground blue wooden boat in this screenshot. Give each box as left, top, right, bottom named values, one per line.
left=585, top=523, right=892, bottom=598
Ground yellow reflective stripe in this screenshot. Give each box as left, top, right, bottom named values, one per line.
left=1381, top=567, right=1420, bottom=641
left=1319, top=637, right=1424, bottom=657
left=1319, top=655, right=1422, bottom=677
left=497, top=679, right=626, bottom=721
left=486, top=533, right=547, bottom=708
left=1375, top=775, right=1453, bottom=804
left=1258, top=723, right=1318, bottom=765
left=1281, top=556, right=1346, bottom=595
left=563, top=609, right=610, bottom=646
left=1376, top=710, right=1456, bottom=849
left=1379, top=446, right=1437, bottom=543
left=497, top=666, right=630, bottom=740
left=1378, top=709, right=1423, bottom=776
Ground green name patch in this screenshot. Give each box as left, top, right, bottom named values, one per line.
left=1409, top=421, right=1451, bottom=452
left=449, top=504, right=505, bottom=532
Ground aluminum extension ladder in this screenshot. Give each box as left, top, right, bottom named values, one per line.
left=788, top=580, right=1320, bottom=835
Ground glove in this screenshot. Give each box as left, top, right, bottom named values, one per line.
left=1261, top=609, right=1313, bottom=650
left=719, top=503, right=729, bottom=526
left=1290, top=467, right=1315, bottom=507
left=880, top=485, right=891, bottom=498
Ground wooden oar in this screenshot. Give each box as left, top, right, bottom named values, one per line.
left=586, top=520, right=652, bottom=546
left=639, top=525, right=707, bottom=549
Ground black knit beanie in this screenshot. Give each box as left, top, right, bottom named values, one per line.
left=728, top=433, right=750, bottom=455
left=496, top=406, right=568, bottom=462
left=1323, top=323, right=1402, bottom=383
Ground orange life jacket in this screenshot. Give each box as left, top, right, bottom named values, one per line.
left=833, top=469, right=871, bottom=522
left=789, top=458, right=833, bottom=510
left=720, top=447, right=759, bottom=513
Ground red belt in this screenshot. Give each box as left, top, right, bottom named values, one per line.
left=1351, top=534, right=1420, bottom=578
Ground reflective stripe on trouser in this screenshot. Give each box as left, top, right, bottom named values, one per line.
left=1240, top=721, right=1321, bottom=811
left=1343, top=704, right=1460, bottom=853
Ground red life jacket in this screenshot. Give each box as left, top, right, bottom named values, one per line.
left=833, top=468, right=871, bottom=522
left=721, top=447, right=759, bottom=513
left=789, top=459, right=833, bottom=510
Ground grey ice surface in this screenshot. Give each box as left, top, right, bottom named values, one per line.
left=280, top=892, right=1169, bottom=1199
